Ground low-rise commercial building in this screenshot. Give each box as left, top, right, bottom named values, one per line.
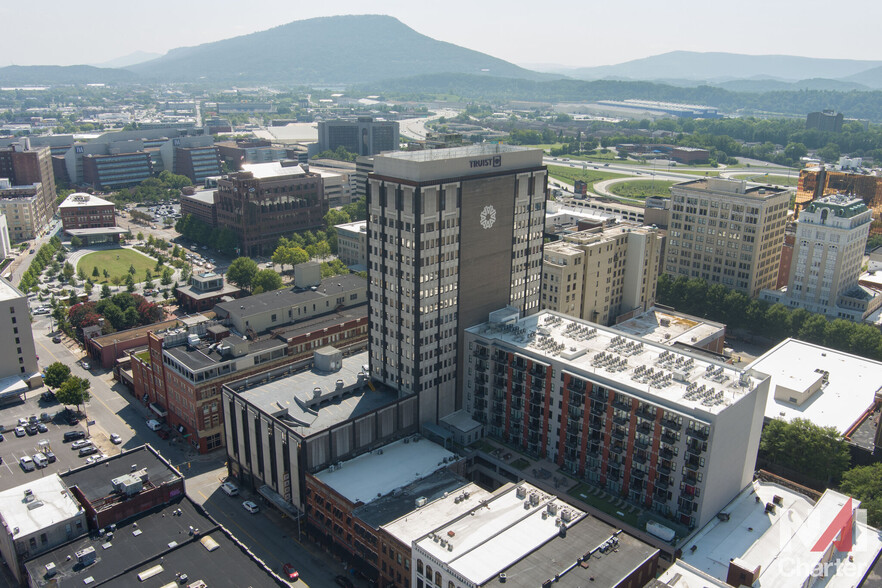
left=0, top=475, right=87, bottom=584
left=58, top=192, right=115, bottom=231
left=175, top=270, right=241, bottom=313
left=180, top=186, right=217, bottom=226
left=0, top=180, right=45, bottom=242
left=465, top=308, right=771, bottom=530
left=132, top=285, right=368, bottom=453
left=656, top=478, right=882, bottom=588
left=541, top=223, right=663, bottom=325
left=747, top=338, right=882, bottom=456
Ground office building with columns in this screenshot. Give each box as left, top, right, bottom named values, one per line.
left=367, top=145, right=546, bottom=424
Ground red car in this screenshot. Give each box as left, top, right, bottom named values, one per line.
left=282, top=563, right=299, bottom=581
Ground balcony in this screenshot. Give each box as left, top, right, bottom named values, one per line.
left=566, top=422, right=582, bottom=435
left=655, top=477, right=670, bottom=490
left=636, top=406, right=656, bottom=420
left=475, top=360, right=489, bottom=372
left=511, top=384, right=525, bottom=397
left=491, top=416, right=504, bottom=427
left=637, top=422, right=652, bottom=435
left=632, top=453, right=647, bottom=465
left=611, top=428, right=626, bottom=441
left=565, top=434, right=581, bottom=447
left=631, top=468, right=645, bottom=479
left=568, top=407, right=584, bottom=420
left=569, top=392, right=585, bottom=406
left=529, top=393, right=545, bottom=406
left=529, top=418, right=542, bottom=430
left=590, top=390, right=609, bottom=402
left=528, top=432, right=541, bottom=444
left=687, top=428, right=709, bottom=440
left=661, top=432, right=677, bottom=445
left=686, top=442, right=705, bottom=456
left=613, top=398, right=632, bottom=412
left=494, top=365, right=506, bottom=376
left=492, top=391, right=506, bottom=401
left=530, top=368, right=546, bottom=379
left=613, top=414, right=630, bottom=426
left=494, top=376, right=507, bottom=388
left=473, top=347, right=489, bottom=359
left=511, top=400, right=523, bottom=411
left=661, top=418, right=682, bottom=431
left=610, top=444, right=624, bottom=455
left=634, top=438, right=650, bottom=450
left=657, top=463, right=671, bottom=475
left=659, top=447, right=674, bottom=460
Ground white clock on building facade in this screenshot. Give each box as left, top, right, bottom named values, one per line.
left=480, top=205, right=497, bottom=229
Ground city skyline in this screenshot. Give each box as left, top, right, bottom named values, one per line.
left=1, top=0, right=881, bottom=70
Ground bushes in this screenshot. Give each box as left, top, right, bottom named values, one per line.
left=18, top=236, right=62, bottom=292
left=657, top=274, right=882, bottom=361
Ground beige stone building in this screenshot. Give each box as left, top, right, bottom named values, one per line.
left=665, top=179, right=789, bottom=297
left=541, top=223, right=663, bottom=325
left=334, top=220, right=367, bottom=266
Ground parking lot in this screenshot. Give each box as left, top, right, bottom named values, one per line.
left=0, top=395, right=119, bottom=490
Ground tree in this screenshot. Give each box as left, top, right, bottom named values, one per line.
left=103, top=269, right=109, bottom=279
left=160, top=267, right=173, bottom=286
left=227, top=257, right=259, bottom=291
left=84, top=281, right=94, bottom=296
left=841, top=464, right=882, bottom=527
left=760, top=418, right=850, bottom=484
left=110, top=275, right=122, bottom=290
left=128, top=264, right=136, bottom=275
left=324, top=209, right=351, bottom=230
left=252, top=269, right=283, bottom=293
left=62, top=262, right=75, bottom=281
left=101, top=284, right=112, bottom=298
left=70, top=235, right=83, bottom=248
left=55, top=376, right=91, bottom=413
left=43, top=362, right=71, bottom=388
left=77, top=267, right=87, bottom=281
left=92, top=266, right=99, bottom=277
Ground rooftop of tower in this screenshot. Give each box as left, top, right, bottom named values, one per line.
left=372, top=145, right=544, bottom=183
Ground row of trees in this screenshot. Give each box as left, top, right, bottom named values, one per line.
left=656, top=275, right=882, bottom=361
left=18, top=236, right=63, bottom=292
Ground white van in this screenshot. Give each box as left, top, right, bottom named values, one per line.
left=221, top=482, right=239, bottom=496
left=19, top=456, right=35, bottom=471
left=146, top=419, right=162, bottom=431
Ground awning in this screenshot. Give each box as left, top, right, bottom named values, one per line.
left=0, top=376, right=29, bottom=401
left=149, top=402, right=168, bottom=417
left=258, top=485, right=300, bottom=516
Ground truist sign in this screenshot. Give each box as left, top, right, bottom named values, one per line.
left=469, top=155, right=502, bottom=169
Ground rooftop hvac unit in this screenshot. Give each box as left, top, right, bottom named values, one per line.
left=529, top=492, right=540, bottom=506
left=547, top=502, right=558, bottom=515
left=415, top=496, right=428, bottom=508
left=76, top=546, right=97, bottom=566
left=45, top=562, right=56, bottom=577
left=516, top=486, right=527, bottom=499
left=561, top=509, right=573, bottom=522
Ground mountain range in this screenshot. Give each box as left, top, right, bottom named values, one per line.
left=0, top=15, right=881, bottom=94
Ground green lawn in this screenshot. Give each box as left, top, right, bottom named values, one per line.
left=729, top=173, right=799, bottom=187
left=567, top=483, right=640, bottom=527
left=510, top=458, right=531, bottom=471
left=77, top=248, right=156, bottom=284
left=609, top=180, right=678, bottom=200
left=675, top=170, right=722, bottom=177
left=548, top=165, right=627, bottom=192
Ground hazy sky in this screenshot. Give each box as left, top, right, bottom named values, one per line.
left=2, top=0, right=880, bottom=69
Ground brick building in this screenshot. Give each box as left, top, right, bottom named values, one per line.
left=131, top=293, right=368, bottom=453
left=215, top=160, right=327, bottom=256
left=58, top=193, right=115, bottom=231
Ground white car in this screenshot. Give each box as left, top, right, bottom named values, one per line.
left=32, top=453, right=48, bottom=468
left=71, top=439, right=92, bottom=450
left=242, top=500, right=260, bottom=514
left=19, top=456, right=34, bottom=471
left=110, top=434, right=122, bottom=444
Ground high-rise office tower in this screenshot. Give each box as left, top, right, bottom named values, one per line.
left=367, top=145, right=546, bottom=423
left=665, top=178, right=789, bottom=298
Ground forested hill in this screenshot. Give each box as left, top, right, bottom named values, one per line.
left=359, top=74, right=882, bottom=122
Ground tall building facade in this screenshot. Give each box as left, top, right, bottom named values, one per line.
left=318, top=117, right=399, bottom=156
left=796, top=168, right=882, bottom=233
left=665, top=179, right=789, bottom=297
left=0, top=278, right=39, bottom=386
left=367, top=145, right=546, bottom=423
left=464, top=309, right=770, bottom=530
left=806, top=109, right=844, bottom=133
left=761, top=194, right=879, bottom=320
left=542, top=223, right=663, bottom=325
left=215, top=160, right=326, bottom=256
left=0, top=139, right=57, bottom=239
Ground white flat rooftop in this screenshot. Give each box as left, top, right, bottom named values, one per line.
left=382, top=482, right=493, bottom=547
left=58, top=192, right=113, bottom=209
left=614, top=307, right=724, bottom=348
left=0, top=474, right=83, bottom=539
left=314, top=438, right=456, bottom=505
left=747, top=338, right=882, bottom=434
left=241, top=161, right=309, bottom=179
left=414, top=483, right=585, bottom=586
left=334, top=220, right=367, bottom=235
left=0, top=277, right=23, bottom=303
left=468, top=311, right=762, bottom=417
left=679, top=480, right=882, bottom=588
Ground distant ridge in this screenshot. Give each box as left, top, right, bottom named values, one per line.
left=127, top=14, right=555, bottom=84
left=0, top=65, right=136, bottom=85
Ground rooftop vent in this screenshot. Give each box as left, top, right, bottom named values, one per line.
left=415, top=497, right=428, bottom=508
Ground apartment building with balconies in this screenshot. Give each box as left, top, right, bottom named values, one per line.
left=463, top=308, right=770, bottom=530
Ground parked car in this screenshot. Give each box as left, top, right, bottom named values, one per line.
left=52, top=336, right=62, bottom=344
left=71, top=439, right=91, bottom=450
left=37, top=423, right=48, bottom=433
left=335, top=575, right=354, bottom=588
left=19, top=456, right=34, bottom=471
left=25, top=424, right=37, bottom=436
left=14, top=427, right=25, bottom=437
left=40, top=391, right=55, bottom=402
left=80, top=360, right=90, bottom=370
left=33, top=453, right=48, bottom=468
left=44, top=450, right=56, bottom=463
left=64, top=430, right=86, bottom=442
left=242, top=500, right=259, bottom=514
left=78, top=445, right=98, bottom=457
left=110, top=434, right=122, bottom=444
left=221, top=482, right=239, bottom=496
